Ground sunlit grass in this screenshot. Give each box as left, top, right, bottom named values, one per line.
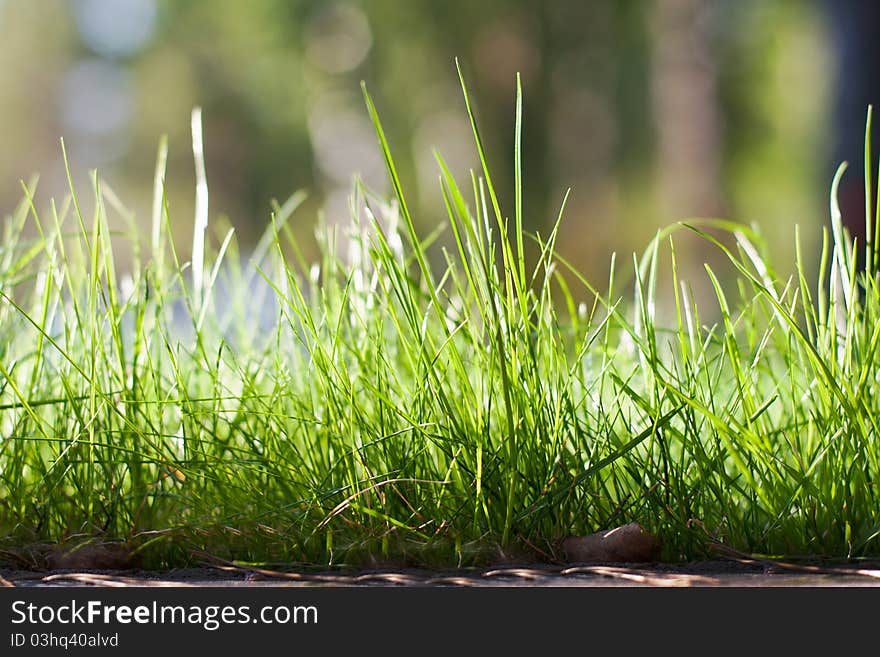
left=1, top=64, right=879, bottom=568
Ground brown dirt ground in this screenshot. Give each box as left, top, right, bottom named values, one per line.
left=5, top=559, right=880, bottom=587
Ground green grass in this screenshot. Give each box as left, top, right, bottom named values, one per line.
left=2, top=64, right=880, bottom=569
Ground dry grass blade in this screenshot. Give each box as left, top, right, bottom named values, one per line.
left=561, top=566, right=719, bottom=587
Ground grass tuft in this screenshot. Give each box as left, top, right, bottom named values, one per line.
left=1, top=71, right=879, bottom=568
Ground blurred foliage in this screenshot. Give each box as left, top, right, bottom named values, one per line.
left=0, top=0, right=844, bottom=287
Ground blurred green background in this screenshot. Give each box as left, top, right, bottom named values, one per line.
left=0, top=0, right=874, bottom=287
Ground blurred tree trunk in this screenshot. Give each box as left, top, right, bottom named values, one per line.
left=827, top=0, right=880, bottom=268
left=651, top=0, right=723, bottom=221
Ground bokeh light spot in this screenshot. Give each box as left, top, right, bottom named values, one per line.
left=74, top=0, right=157, bottom=58
left=304, top=3, right=372, bottom=74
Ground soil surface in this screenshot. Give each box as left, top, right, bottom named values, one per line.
left=4, top=560, right=880, bottom=587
